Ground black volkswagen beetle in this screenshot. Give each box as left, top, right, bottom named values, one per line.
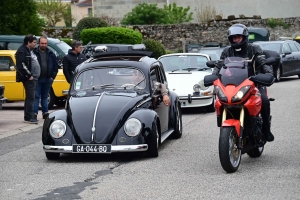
left=42, top=51, right=182, bottom=160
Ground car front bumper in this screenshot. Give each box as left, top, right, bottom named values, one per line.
left=179, top=95, right=213, bottom=108
left=43, top=144, right=148, bottom=153
left=0, top=98, right=7, bottom=104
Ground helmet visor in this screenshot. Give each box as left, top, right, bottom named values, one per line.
left=228, top=26, right=247, bottom=37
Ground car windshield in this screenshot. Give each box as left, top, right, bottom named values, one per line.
left=159, top=55, right=209, bottom=72
left=56, top=41, right=72, bottom=55
left=74, top=67, right=146, bottom=91
left=257, top=43, right=281, bottom=54
left=199, top=48, right=223, bottom=60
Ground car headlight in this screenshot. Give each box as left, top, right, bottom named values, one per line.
left=199, top=79, right=209, bottom=90
left=124, top=118, right=142, bottom=137
left=232, top=85, right=251, bottom=103
left=193, top=84, right=201, bottom=93
left=49, top=120, right=66, bottom=139
left=215, top=86, right=228, bottom=103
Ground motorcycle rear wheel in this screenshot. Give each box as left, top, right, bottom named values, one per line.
left=219, top=127, right=241, bottom=173
left=247, top=146, right=264, bottom=158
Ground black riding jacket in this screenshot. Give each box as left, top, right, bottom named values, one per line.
left=63, top=49, right=87, bottom=83
left=213, top=43, right=273, bottom=77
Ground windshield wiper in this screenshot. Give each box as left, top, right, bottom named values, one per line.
left=181, top=67, right=198, bottom=72
left=171, top=69, right=180, bottom=72
left=198, top=67, right=211, bottom=71
left=92, top=84, right=114, bottom=90
left=134, top=78, right=145, bottom=90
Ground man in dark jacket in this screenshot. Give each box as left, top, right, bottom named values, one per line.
left=63, top=40, right=87, bottom=83
left=15, top=34, right=40, bottom=124
left=33, top=36, right=59, bottom=120
left=212, top=24, right=275, bottom=142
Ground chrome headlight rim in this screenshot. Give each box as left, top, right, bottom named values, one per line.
left=193, top=84, right=201, bottom=93
left=49, top=120, right=67, bottom=139
left=124, top=118, right=142, bottom=137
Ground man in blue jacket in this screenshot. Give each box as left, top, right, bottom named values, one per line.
left=33, top=36, right=58, bottom=119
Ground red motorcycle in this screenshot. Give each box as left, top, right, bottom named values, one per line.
left=204, top=57, right=275, bottom=173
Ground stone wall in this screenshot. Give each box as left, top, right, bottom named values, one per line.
left=43, top=17, right=300, bottom=51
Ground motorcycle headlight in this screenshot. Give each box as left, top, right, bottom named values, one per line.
left=124, top=118, right=142, bottom=137
left=49, top=120, right=66, bottom=139
left=199, top=79, right=208, bottom=90
left=193, top=84, right=201, bottom=93
left=215, top=86, right=228, bottom=103
left=232, top=85, right=251, bottom=103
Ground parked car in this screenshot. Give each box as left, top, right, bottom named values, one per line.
left=254, top=40, right=300, bottom=81
left=158, top=53, right=215, bottom=111
left=0, top=35, right=71, bottom=67
left=198, top=46, right=226, bottom=60
left=0, top=84, right=7, bottom=109
left=42, top=50, right=182, bottom=160
left=248, top=27, right=270, bottom=43
left=0, top=50, right=69, bottom=108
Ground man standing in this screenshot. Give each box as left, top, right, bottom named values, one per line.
left=33, top=36, right=58, bottom=120
left=15, top=34, right=40, bottom=124
left=63, top=41, right=86, bottom=84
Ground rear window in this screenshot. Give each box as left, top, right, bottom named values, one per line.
left=56, top=41, right=71, bottom=55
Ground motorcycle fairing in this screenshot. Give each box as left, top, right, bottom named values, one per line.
left=244, top=87, right=262, bottom=116
left=222, top=119, right=241, bottom=137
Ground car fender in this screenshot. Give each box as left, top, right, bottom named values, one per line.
left=168, top=91, right=180, bottom=128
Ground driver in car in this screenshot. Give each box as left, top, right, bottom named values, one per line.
left=132, top=70, right=170, bottom=106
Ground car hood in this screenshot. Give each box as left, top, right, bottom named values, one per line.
left=68, top=91, right=148, bottom=144
left=166, top=71, right=212, bottom=95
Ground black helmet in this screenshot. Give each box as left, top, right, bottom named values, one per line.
left=227, top=24, right=249, bottom=51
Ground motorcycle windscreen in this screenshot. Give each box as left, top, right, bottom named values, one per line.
left=219, top=57, right=249, bottom=86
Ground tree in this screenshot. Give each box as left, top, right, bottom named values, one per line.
left=163, top=3, right=193, bottom=24
left=36, top=0, right=68, bottom=27
left=121, top=3, right=170, bottom=25
left=0, top=0, right=44, bottom=35
left=63, top=4, right=73, bottom=27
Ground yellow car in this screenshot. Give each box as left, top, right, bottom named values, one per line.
left=0, top=50, right=69, bottom=108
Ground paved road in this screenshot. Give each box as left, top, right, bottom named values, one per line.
left=0, top=76, right=300, bottom=200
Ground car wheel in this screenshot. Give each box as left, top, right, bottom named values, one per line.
left=171, top=104, right=182, bottom=139
left=48, top=89, right=56, bottom=109
left=298, top=74, right=300, bottom=79
left=206, top=96, right=215, bottom=112
left=45, top=152, right=60, bottom=160
left=275, top=66, right=281, bottom=82
left=147, top=122, right=159, bottom=158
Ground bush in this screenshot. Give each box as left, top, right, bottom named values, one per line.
left=73, top=17, right=108, bottom=41
left=80, top=27, right=142, bottom=45
left=60, top=38, right=72, bottom=46
left=143, top=39, right=166, bottom=59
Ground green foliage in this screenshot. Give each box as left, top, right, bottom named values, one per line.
left=80, top=27, right=142, bottom=45
left=143, top=39, right=166, bottom=59
left=63, top=4, right=73, bottom=27
left=163, top=3, right=193, bottom=24
left=0, top=0, right=44, bottom=35
left=73, top=17, right=108, bottom=41
left=195, top=5, right=221, bottom=23
left=36, top=0, right=68, bottom=27
left=60, top=38, right=72, bottom=46
left=268, top=18, right=290, bottom=29
left=121, top=3, right=170, bottom=25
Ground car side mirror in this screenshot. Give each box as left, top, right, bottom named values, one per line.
left=283, top=50, right=292, bottom=55
left=206, top=61, right=216, bottom=68
left=204, top=74, right=218, bottom=87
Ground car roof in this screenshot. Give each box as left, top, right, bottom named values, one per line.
left=76, top=51, right=158, bottom=73
left=0, top=50, right=17, bottom=54
left=159, top=53, right=210, bottom=58
left=0, top=35, right=62, bottom=43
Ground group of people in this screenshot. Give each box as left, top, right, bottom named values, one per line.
left=16, top=23, right=275, bottom=143
left=15, top=35, right=87, bottom=124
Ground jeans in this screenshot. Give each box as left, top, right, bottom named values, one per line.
left=34, top=77, right=53, bottom=115
left=259, top=87, right=271, bottom=135
left=22, top=80, right=37, bottom=121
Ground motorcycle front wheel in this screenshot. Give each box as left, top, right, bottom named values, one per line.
left=219, top=127, right=241, bottom=173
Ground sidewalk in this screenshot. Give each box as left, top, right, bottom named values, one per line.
left=0, top=101, right=55, bottom=139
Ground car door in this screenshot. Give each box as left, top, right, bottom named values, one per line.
left=281, top=43, right=294, bottom=76
left=0, top=52, right=25, bottom=101
left=288, top=42, right=300, bottom=74
left=150, top=65, right=169, bottom=133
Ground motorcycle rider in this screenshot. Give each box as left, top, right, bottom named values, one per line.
left=212, top=23, right=274, bottom=142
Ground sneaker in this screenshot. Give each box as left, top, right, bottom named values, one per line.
left=24, top=118, right=39, bottom=124
left=266, top=132, right=274, bottom=142
left=42, top=112, right=49, bottom=119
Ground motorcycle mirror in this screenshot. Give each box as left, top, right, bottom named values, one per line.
left=206, top=61, right=217, bottom=68
left=204, top=74, right=218, bottom=87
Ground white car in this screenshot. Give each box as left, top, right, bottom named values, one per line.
left=158, top=53, right=215, bottom=112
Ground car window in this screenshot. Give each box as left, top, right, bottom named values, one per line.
left=159, top=55, right=209, bottom=71
left=47, top=46, right=60, bottom=57
left=7, top=42, right=22, bottom=50
left=295, top=42, right=300, bottom=51
left=0, top=42, right=5, bottom=50
left=150, top=67, right=159, bottom=91
left=288, top=43, right=299, bottom=52
left=258, top=43, right=281, bottom=53
left=0, top=56, right=14, bottom=71
left=56, top=41, right=71, bottom=55
left=282, top=43, right=291, bottom=53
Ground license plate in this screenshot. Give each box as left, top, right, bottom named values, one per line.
left=72, top=144, right=111, bottom=153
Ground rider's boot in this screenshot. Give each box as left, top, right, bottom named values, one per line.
left=265, top=132, right=274, bottom=142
